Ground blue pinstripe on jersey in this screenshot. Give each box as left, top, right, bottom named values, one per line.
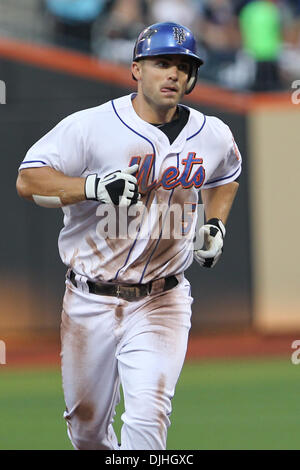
left=111, top=99, right=157, bottom=282
left=139, top=153, right=179, bottom=283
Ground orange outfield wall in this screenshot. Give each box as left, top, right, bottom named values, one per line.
left=3, top=331, right=296, bottom=367
left=0, top=36, right=293, bottom=114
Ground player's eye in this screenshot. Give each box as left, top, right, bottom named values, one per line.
left=178, top=63, right=190, bottom=73
left=157, top=60, right=169, bottom=67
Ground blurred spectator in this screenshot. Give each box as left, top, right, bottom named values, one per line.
left=279, top=0, right=300, bottom=82
left=200, top=0, right=241, bottom=52
left=237, top=0, right=283, bottom=91
left=285, top=0, right=300, bottom=18
left=91, top=0, right=148, bottom=63
left=41, top=0, right=299, bottom=91
left=147, top=0, right=199, bottom=30
left=193, top=0, right=242, bottom=85
left=44, top=0, right=114, bottom=53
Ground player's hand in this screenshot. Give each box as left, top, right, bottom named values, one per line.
left=193, top=218, right=226, bottom=268
left=85, top=164, right=141, bottom=206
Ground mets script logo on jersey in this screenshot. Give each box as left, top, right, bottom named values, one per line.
left=129, top=152, right=205, bottom=192
left=173, top=27, right=186, bottom=45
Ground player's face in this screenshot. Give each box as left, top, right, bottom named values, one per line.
left=133, top=55, right=191, bottom=110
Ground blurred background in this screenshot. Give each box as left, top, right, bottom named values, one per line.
left=0, top=0, right=300, bottom=90
left=0, top=0, right=299, bottom=450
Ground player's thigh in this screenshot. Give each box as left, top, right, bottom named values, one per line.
left=117, top=279, right=193, bottom=413
left=61, top=282, right=120, bottom=416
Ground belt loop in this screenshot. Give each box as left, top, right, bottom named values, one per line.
left=116, top=285, right=120, bottom=298
left=69, top=269, right=77, bottom=288
left=74, top=273, right=82, bottom=292
left=150, top=278, right=165, bottom=295
left=147, top=281, right=152, bottom=295
left=78, top=275, right=90, bottom=294
left=68, top=270, right=89, bottom=294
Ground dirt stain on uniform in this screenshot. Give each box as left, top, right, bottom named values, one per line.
left=86, top=234, right=127, bottom=278
left=115, top=304, right=124, bottom=328
left=86, top=235, right=105, bottom=263
left=80, top=262, right=88, bottom=277
left=156, top=373, right=167, bottom=443
left=61, top=309, right=88, bottom=368
left=141, top=185, right=197, bottom=280
left=69, top=248, right=79, bottom=269
left=61, top=309, right=95, bottom=423
left=147, top=296, right=174, bottom=339
left=146, top=292, right=183, bottom=357
left=127, top=186, right=187, bottom=280
left=104, top=205, right=146, bottom=272
left=87, top=235, right=109, bottom=277
left=62, top=285, right=73, bottom=313
left=128, top=208, right=163, bottom=273
left=76, top=401, right=95, bottom=422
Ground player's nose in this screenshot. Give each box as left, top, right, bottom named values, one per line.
left=167, top=65, right=179, bottom=81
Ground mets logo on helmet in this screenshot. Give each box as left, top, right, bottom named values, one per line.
left=173, top=27, right=186, bottom=45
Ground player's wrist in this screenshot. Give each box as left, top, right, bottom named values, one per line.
left=85, top=174, right=99, bottom=201
left=206, top=218, right=226, bottom=238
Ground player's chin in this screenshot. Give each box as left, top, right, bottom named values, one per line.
left=159, top=90, right=181, bottom=106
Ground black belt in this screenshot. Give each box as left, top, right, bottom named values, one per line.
left=68, top=269, right=179, bottom=302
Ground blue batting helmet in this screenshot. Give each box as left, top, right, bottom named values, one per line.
left=133, top=22, right=203, bottom=94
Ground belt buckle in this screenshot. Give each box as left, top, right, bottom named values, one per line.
left=117, top=285, right=141, bottom=302
left=115, top=283, right=151, bottom=302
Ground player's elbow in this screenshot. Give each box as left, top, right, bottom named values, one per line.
left=16, top=172, right=33, bottom=200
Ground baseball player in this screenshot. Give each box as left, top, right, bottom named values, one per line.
left=16, top=22, right=241, bottom=450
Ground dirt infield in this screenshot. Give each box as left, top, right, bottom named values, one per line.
left=1, top=331, right=297, bottom=367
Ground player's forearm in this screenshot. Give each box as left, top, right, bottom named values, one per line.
left=16, top=167, right=86, bottom=207
left=201, top=181, right=239, bottom=225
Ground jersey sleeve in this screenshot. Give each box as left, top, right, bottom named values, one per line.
left=203, top=122, right=242, bottom=189
left=18, top=114, right=87, bottom=176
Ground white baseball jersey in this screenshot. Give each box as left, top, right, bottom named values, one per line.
left=19, top=93, right=242, bottom=284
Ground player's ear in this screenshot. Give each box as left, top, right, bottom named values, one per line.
left=132, top=61, right=142, bottom=81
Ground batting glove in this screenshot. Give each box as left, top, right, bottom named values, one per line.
left=85, top=164, right=141, bottom=206
left=193, top=218, right=226, bottom=268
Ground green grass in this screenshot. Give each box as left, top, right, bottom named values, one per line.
left=0, top=357, right=299, bottom=450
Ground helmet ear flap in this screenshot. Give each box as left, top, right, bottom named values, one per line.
left=185, top=62, right=199, bottom=94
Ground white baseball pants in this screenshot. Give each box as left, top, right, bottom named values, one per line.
left=60, top=275, right=193, bottom=450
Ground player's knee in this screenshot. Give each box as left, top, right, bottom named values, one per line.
left=122, top=412, right=169, bottom=449
left=65, top=415, right=112, bottom=450
left=71, top=435, right=108, bottom=450
left=67, top=426, right=112, bottom=450
left=124, top=396, right=171, bottom=439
